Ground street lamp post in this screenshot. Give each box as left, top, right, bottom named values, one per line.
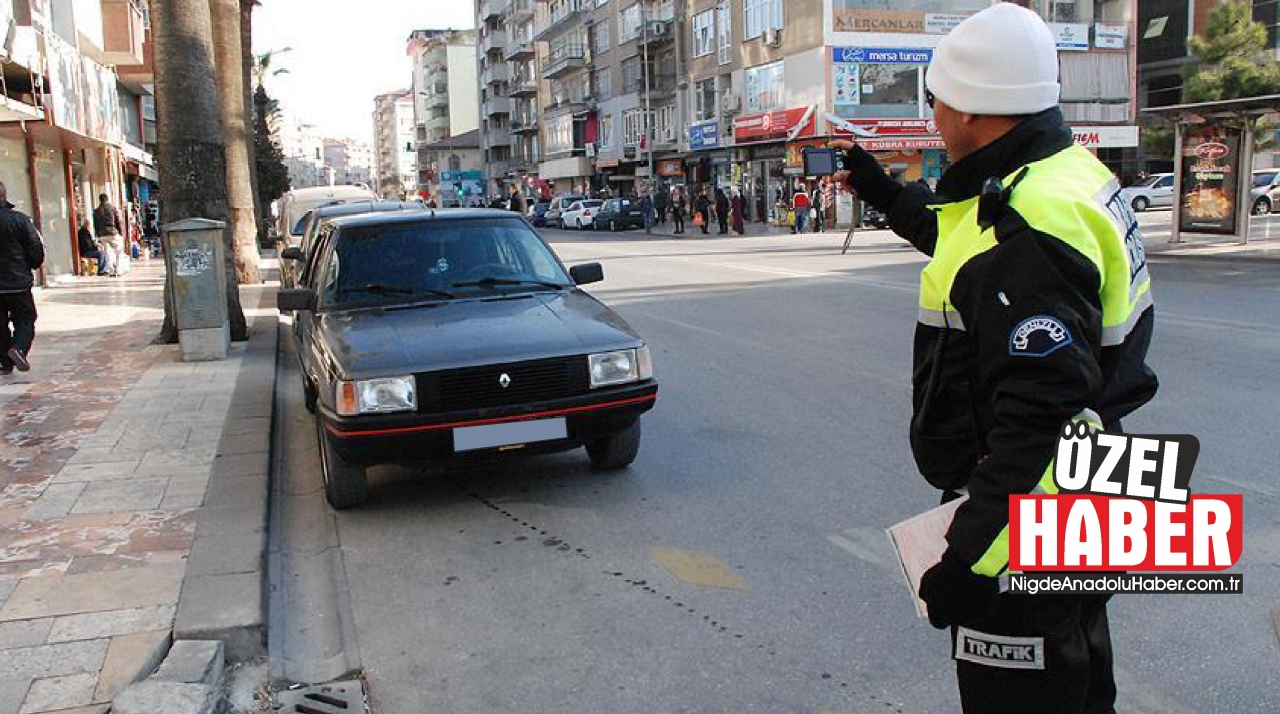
left=641, top=10, right=654, bottom=193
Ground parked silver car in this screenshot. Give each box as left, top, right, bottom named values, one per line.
left=1249, top=169, right=1280, bottom=215
left=1119, top=173, right=1175, bottom=212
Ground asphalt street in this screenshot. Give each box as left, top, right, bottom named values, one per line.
left=282, top=223, right=1280, bottom=713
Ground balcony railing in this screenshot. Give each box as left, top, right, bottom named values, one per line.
left=505, top=39, right=536, bottom=61
left=511, top=0, right=535, bottom=21
left=483, top=30, right=510, bottom=52
left=542, top=44, right=588, bottom=79
left=533, top=0, right=586, bottom=40
left=485, top=97, right=512, bottom=116
left=482, top=64, right=512, bottom=86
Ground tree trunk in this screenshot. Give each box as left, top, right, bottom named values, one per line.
left=241, top=0, right=267, bottom=247
left=151, top=0, right=248, bottom=342
left=210, top=0, right=261, bottom=284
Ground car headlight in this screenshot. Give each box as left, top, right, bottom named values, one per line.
left=589, top=347, right=653, bottom=388
left=336, top=375, right=417, bottom=416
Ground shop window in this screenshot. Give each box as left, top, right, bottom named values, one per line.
left=833, top=63, right=919, bottom=119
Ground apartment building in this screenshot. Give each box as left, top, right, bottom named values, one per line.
left=407, top=29, right=479, bottom=196
left=372, top=90, right=418, bottom=198
left=278, top=113, right=327, bottom=188
left=323, top=138, right=374, bottom=187
left=0, top=0, right=153, bottom=283
left=477, top=0, right=540, bottom=198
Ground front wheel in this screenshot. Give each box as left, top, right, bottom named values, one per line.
left=316, top=415, right=369, bottom=509
left=1253, top=198, right=1271, bottom=216
left=586, top=420, right=642, bottom=471
left=1131, top=196, right=1149, bottom=212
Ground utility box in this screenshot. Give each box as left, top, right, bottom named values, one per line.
left=163, top=218, right=229, bottom=361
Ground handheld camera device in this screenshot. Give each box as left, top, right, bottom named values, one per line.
left=802, top=148, right=844, bottom=177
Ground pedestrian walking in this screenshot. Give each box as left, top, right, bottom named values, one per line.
left=0, top=181, right=44, bottom=374
left=809, top=184, right=823, bottom=232
left=93, top=193, right=124, bottom=277
left=640, top=192, right=654, bottom=234
left=655, top=189, right=669, bottom=225
left=508, top=188, right=525, bottom=214
left=671, top=190, right=687, bottom=235
left=693, top=190, right=712, bottom=235
left=731, top=189, right=746, bottom=235
left=714, top=187, right=730, bottom=235
left=77, top=218, right=102, bottom=275
left=833, top=5, right=1156, bottom=712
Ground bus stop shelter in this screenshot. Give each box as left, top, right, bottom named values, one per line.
left=1141, top=94, right=1280, bottom=244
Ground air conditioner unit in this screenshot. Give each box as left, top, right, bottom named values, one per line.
left=721, top=93, right=741, bottom=113
left=647, top=21, right=667, bottom=37
left=764, top=28, right=782, bottom=47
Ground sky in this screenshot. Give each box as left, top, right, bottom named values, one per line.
left=252, top=0, right=475, bottom=144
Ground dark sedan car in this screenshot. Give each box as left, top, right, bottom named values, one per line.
left=594, top=198, right=645, bottom=231
left=277, top=210, right=657, bottom=508
left=280, top=200, right=426, bottom=287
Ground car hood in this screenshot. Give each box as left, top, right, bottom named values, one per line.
left=317, top=290, right=643, bottom=379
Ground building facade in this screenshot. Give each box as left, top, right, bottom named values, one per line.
left=418, top=129, right=486, bottom=206
left=278, top=113, right=327, bottom=189
left=323, top=138, right=374, bottom=187
left=372, top=90, right=418, bottom=198
left=0, top=0, right=154, bottom=283
left=407, top=28, right=479, bottom=198
left=476, top=0, right=542, bottom=199
left=499, top=0, right=1140, bottom=224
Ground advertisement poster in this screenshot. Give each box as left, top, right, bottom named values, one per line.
left=833, top=63, right=861, bottom=111
left=1179, top=129, right=1242, bottom=235
left=1094, top=23, right=1128, bottom=49
left=1049, top=23, right=1090, bottom=51
left=831, top=6, right=978, bottom=34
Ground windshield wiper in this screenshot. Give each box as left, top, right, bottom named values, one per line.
left=342, top=283, right=455, bottom=299
left=451, top=277, right=565, bottom=290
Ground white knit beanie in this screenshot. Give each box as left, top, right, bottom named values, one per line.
left=925, top=3, right=1060, bottom=116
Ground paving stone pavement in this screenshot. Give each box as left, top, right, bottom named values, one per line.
left=0, top=262, right=275, bottom=713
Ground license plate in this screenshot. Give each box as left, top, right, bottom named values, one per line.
left=453, top=418, right=567, bottom=452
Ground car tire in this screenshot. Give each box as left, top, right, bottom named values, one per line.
left=1131, top=196, right=1149, bottom=212
left=316, top=414, right=369, bottom=509
left=1253, top=198, right=1271, bottom=216
left=586, top=419, right=642, bottom=471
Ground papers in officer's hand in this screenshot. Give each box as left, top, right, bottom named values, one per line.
left=886, top=495, right=968, bottom=618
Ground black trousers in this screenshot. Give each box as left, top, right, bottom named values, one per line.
left=0, top=290, right=37, bottom=368
left=717, top=211, right=729, bottom=234
left=672, top=212, right=684, bottom=232
left=955, top=594, right=1116, bottom=714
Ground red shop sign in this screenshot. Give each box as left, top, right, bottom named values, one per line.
left=734, top=107, right=816, bottom=143
left=831, top=117, right=939, bottom=137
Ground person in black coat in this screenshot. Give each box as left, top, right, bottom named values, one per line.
left=671, top=190, right=687, bottom=235
left=714, top=187, right=730, bottom=234
left=77, top=218, right=102, bottom=275
left=693, top=190, right=712, bottom=235
left=0, top=182, right=44, bottom=374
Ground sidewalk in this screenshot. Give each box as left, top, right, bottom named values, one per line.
left=0, top=260, right=276, bottom=713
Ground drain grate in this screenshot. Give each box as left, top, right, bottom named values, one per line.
left=275, top=680, right=367, bottom=714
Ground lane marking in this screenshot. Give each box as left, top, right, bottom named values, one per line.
left=649, top=547, right=752, bottom=592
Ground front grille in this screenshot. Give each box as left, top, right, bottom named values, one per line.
left=417, top=356, right=590, bottom=412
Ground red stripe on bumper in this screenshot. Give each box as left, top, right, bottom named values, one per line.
left=324, top=394, right=657, bottom=439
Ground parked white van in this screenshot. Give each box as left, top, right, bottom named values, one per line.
left=274, top=185, right=377, bottom=247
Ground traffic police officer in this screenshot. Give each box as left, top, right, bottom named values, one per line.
left=833, top=4, right=1158, bottom=712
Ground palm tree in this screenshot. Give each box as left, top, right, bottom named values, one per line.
left=210, top=0, right=261, bottom=284
left=241, top=0, right=268, bottom=246
left=151, top=0, right=248, bottom=342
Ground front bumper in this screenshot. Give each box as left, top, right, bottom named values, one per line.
left=319, top=381, right=658, bottom=466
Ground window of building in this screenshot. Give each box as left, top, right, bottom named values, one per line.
left=591, top=20, right=611, bottom=54
left=745, top=60, right=784, bottom=112
left=744, top=0, right=782, bottom=40
left=622, top=56, right=643, bottom=94
left=833, top=63, right=920, bottom=119
left=596, top=0, right=609, bottom=6
left=546, top=114, right=575, bottom=154
left=716, top=1, right=731, bottom=64
left=693, top=10, right=715, bottom=58
left=656, top=104, right=676, bottom=143
left=592, top=68, right=613, bottom=100
left=623, top=108, right=647, bottom=145
left=694, top=77, right=718, bottom=121
left=599, top=114, right=615, bottom=149
left=620, top=4, right=643, bottom=42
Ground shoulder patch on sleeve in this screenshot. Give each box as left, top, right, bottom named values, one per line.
left=1008, top=315, right=1073, bottom=357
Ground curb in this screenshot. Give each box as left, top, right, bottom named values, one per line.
left=1145, top=247, right=1280, bottom=263
left=173, top=284, right=279, bottom=662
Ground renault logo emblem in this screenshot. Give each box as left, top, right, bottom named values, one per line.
left=499, top=373, right=511, bottom=389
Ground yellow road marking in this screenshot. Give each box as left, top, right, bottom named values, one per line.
left=648, top=547, right=751, bottom=592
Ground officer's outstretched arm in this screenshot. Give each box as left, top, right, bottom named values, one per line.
left=832, top=141, right=938, bottom=256
left=948, top=226, right=1105, bottom=577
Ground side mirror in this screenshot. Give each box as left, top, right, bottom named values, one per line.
left=277, top=288, right=317, bottom=312
left=569, top=262, right=604, bottom=286
left=281, top=246, right=304, bottom=261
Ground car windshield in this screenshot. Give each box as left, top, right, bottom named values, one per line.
left=323, top=218, right=572, bottom=307
left=1134, top=175, right=1163, bottom=187
left=1253, top=172, right=1277, bottom=187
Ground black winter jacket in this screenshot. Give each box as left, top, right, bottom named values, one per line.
left=0, top=202, right=44, bottom=292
